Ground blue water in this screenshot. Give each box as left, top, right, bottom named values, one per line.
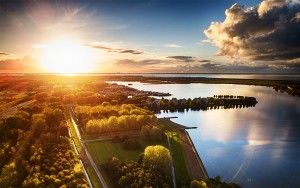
left=111, top=81, right=300, bottom=188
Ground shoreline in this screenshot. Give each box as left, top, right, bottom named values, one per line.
left=159, top=117, right=209, bottom=180
left=103, top=76, right=300, bottom=97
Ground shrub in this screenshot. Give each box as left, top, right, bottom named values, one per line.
left=122, top=139, right=141, bottom=150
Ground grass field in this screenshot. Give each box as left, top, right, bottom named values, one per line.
left=167, top=131, right=191, bottom=186
left=86, top=138, right=167, bottom=188
left=86, top=139, right=166, bottom=164
left=85, top=120, right=191, bottom=187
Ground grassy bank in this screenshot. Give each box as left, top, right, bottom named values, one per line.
left=167, top=132, right=191, bottom=186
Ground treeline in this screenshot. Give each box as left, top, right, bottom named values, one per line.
left=86, top=114, right=157, bottom=134
left=144, top=96, right=257, bottom=112
left=0, top=106, right=88, bottom=187
left=104, top=145, right=172, bottom=187
left=75, top=104, right=155, bottom=134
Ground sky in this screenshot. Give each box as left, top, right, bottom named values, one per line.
left=0, top=0, right=299, bottom=73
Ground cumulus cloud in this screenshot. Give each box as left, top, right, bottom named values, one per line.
left=87, top=44, right=143, bottom=55
left=204, top=0, right=300, bottom=61
left=167, top=56, right=195, bottom=62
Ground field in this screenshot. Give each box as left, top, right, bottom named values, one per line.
left=86, top=138, right=167, bottom=164
left=85, top=138, right=168, bottom=187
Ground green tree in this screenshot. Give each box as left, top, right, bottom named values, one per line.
left=190, top=180, right=207, bottom=188
left=143, top=145, right=171, bottom=173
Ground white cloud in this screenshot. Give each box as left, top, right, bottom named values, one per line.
left=164, top=44, right=182, bottom=48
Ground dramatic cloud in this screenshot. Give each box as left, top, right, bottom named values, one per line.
left=87, top=44, right=143, bottom=55
left=112, top=57, right=300, bottom=73
left=204, top=0, right=300, bottom=61
left=167, top=56, right=195, bottom=62
left=164, top=44, right=182, bottom=48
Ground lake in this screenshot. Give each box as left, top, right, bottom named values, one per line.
left=110, top=81, right=300, bottom=188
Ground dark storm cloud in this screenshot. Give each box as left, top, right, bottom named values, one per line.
left=204, top=0, right=300, bottom=61
left=167, top=56, right=195, bottom=62
left=87, top=44, right=143, bottom=55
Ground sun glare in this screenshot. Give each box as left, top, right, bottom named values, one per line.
left=40, top=39, right=93, bottom=74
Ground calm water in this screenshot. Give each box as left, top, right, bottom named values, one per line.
left=111, top=81, right=300, bottom=188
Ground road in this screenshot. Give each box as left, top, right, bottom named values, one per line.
left=68, top=107, right=109, bottom=188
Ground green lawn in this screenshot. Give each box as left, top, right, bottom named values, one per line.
left=86, top=139, right=167, bottom=188
left=86, top=139, right=166, bottom=164
left=167, top=132, right=191, bottom=186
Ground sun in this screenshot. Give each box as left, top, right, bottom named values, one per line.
left=40, top=39, right=93, bottom=74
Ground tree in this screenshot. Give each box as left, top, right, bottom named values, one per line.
left=190, top=180, right=207, bottom=188
left=143, top=145, right=171, bottom=173
left=35, top=92, right=48, bottom=103
left=0, top=162, right=18, bottom=187
left=44, top=108, right=64, bottom=128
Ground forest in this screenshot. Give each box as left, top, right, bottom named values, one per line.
left=0, top=106, right=88, bottom=187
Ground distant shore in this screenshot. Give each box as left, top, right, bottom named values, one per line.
left=102, top=75, right=300, bottom=97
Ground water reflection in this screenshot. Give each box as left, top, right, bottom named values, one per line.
left=111, top=81, right=300, bottom=188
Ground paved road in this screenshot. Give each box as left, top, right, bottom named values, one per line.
left=69, top=108, right=109, bottom=188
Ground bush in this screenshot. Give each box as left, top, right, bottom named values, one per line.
left=112, top=135, right=122, bottom=143
left=190, top=180, right=207, bottom=188
left=122, top=139, right=141, bottom=150
left=141, top=126, right=164, bottom=141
